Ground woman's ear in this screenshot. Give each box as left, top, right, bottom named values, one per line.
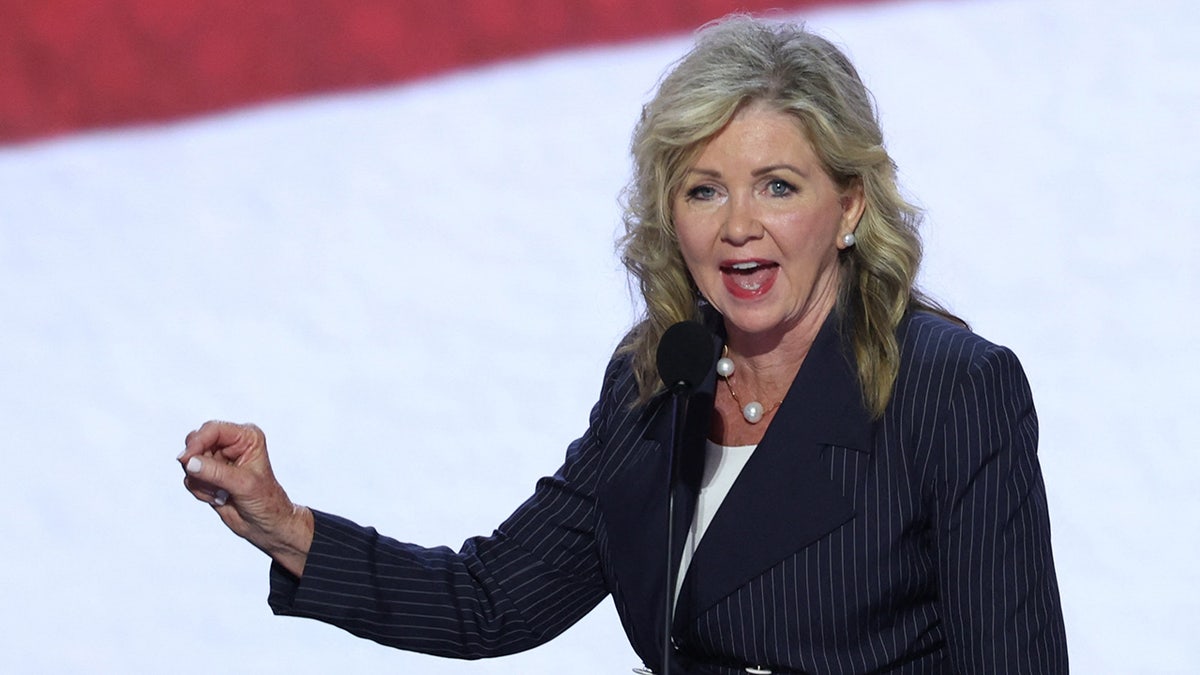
left=839, top=178, right=866, bottom=234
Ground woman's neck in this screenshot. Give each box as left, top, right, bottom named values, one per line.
left=723, top=294, right=835, bottom=396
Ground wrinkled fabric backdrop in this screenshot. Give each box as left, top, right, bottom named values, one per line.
left=1, top=0, right=1196, bottom=672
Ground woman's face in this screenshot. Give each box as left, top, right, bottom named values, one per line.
left=673, top=103, right=863, bottom=343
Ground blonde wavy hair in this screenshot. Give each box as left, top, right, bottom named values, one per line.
left=618, top=15, right=961, bottom=418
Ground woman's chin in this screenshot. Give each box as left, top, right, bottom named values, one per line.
left=717, top=299, right=833, bottom=346
left=719, top=308, right=791, bottom=340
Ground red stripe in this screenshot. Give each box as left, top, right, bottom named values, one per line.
left=0, top=0, right=874, bottom=145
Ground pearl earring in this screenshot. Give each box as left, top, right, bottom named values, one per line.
left=841, top=232, right=857, bottom=248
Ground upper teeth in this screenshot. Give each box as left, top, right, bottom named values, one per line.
left=731, top=262, right=760, bottom=270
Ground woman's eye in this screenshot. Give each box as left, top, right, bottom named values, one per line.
left=687, top=185, right=718, bottom=201
left=766, top=179, right=795, bottom=197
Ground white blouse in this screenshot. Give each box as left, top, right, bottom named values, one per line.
left=674, top=438, right=757, bottom=608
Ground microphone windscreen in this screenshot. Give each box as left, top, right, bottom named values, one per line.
left=656, top=321, right=715, bottom=392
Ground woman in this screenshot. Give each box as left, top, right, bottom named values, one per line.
left=179, top=16, right=1067, bottom=673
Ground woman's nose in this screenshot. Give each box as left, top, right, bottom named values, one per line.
left=720, top=192, right=764, bottom=244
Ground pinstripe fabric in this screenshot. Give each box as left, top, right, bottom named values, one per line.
left=269, top=311, right=1067, bottom=673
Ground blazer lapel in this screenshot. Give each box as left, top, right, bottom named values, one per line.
left=673, top=312, right=872, bottom=625
left=596, top=434, right=672, bottom=664
left=597, top=324, right=720, bottom=667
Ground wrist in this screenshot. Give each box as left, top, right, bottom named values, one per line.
left=263, top=504, right=314, bottom=577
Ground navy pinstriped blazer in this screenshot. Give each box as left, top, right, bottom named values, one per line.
left=269, top=310, right=1068, bottom=673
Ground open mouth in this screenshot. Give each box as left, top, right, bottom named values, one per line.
left=721, top=260, right=779, bottom=292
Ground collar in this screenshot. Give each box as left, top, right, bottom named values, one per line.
left=599, top=308, right=871, bottom=665
left=670, top=308, right=868, bottom=627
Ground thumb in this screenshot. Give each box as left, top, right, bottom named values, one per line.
left=184, top=454, right=248, bottom=499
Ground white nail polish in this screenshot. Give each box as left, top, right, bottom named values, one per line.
left=214, top=490, right=229, bottom=506
left=176, top=449, right=186, bottom=461
left=186, top=456, right=202, bottom=473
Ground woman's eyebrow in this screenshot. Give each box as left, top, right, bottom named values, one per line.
left=752, top=163, right=808, bottom=178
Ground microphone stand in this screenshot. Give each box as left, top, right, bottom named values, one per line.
left=654, top=319, right=714, bottom=675
left=661, top=382, right=690, bottom=675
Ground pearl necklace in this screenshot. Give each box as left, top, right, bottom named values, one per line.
left=716, top=347, right=782, bottom=424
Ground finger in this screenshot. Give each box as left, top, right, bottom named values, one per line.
left=184, top=420, right=242, bottom=456
left=183, top=475, right=231, bottom=507
left=183, top=477, right=249, bottom=539
left=180, top=421, right=227, bottom=464
left=184, top=453, right=252, bottom=496
left=179, top=421, right=264, bottom=466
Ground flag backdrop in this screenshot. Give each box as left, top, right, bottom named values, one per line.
left=1, top=0, right=1197, bottom=673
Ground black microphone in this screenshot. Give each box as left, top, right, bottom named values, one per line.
left=654, top=320, right=715, bottom=675
left=657, top=320, right=716, bottom=393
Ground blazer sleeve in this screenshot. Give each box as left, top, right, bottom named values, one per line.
left=931, top=343, right=1069, bottom=673
left=266, top=356, right=632, bottom=659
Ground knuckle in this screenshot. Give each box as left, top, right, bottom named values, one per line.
left=206, top=460, right=224, bottom=480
